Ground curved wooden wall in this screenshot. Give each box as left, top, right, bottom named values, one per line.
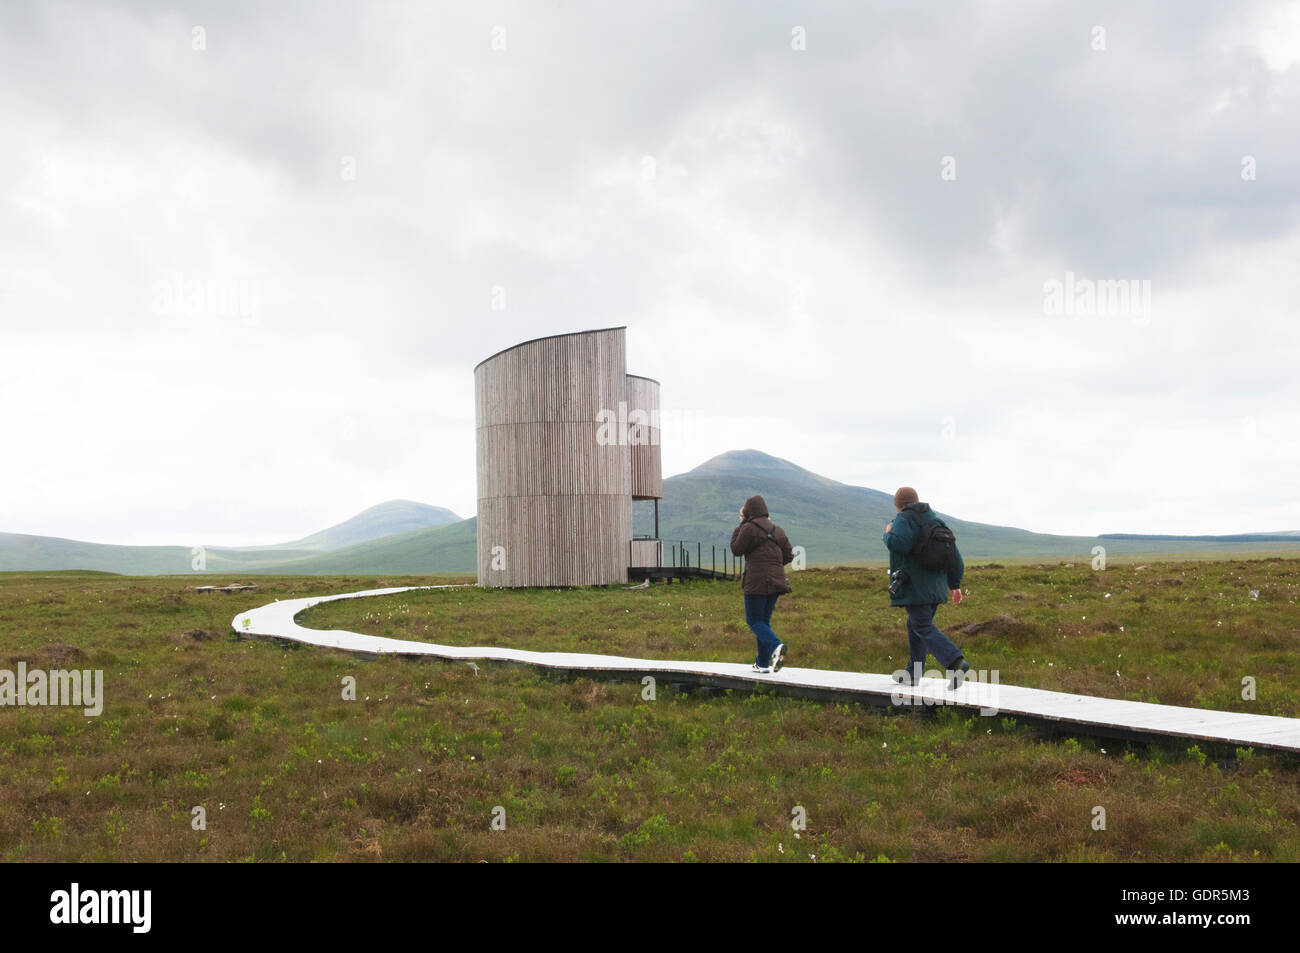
left=475, top=328, right=632, bottom=587
left=626, top=375, right=662, bottom=501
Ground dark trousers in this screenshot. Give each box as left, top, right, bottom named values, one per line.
left=905, top=602, right=963, bottom=677
left=744, top=593, right=782, bottom=666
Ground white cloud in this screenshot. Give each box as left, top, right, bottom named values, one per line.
left=1, top=0, right=1297, bottom=545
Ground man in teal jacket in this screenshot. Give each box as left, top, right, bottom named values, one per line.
left=882, top=486, right=970, bottom=688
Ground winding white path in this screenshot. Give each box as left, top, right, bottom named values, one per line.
left=232, top=585, right=1300, bottom=754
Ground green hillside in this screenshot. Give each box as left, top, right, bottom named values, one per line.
left=231, top=499, right=462, bottom=552
left=5, top=451, right=1299, bottom=575
left=0, top=533, right=319, bottom=575
left=633, top=450, right=1300, bottom=563
left=0, top=500, right=465, bottom=575
left=245, top=518, right=478, bottom=575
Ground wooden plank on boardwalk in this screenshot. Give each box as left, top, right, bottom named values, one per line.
left=230, top=584, right=1300, bottom=755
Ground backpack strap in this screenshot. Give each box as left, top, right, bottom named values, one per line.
left=748, top=520, right=780, bottom=549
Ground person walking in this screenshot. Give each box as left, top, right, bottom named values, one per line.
left=730, top=494, right=794, bottom=673
left=882, top=486, right=970, bottom=689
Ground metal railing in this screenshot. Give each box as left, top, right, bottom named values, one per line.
left=628, top=537, right=743, bottom=577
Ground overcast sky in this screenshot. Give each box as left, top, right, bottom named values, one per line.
left=2, top=0, right=1298, bottom=546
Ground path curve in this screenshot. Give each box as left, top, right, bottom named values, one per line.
left=232, top=585, right=1300, bottom=754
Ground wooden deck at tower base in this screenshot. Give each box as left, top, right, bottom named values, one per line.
left=628, top=566, right=736, bottom=583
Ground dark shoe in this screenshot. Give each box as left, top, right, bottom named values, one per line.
left=770, top=643, right=786, bottom=672
left=948, top=657, right=970, bottom=690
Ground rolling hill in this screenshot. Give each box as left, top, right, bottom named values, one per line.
left=0, top=500, right=464, bottom=575
left=4, top=452, right=1298, bottom=575
left=247, top=517, right=478, bottom=575
left=231, top=500, right=461, bottom=552
left=633, top=449, right=1300, bottom=563
left=0, top=533, right=317, bottom=576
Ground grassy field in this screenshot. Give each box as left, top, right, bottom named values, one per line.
left=2, top=558, right=1298, bottom=862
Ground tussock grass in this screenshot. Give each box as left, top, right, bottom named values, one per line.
left=1, top=560, right=1298, bottom=861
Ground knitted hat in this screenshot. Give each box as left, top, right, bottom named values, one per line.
left=893, top=486, right=919, bottom=508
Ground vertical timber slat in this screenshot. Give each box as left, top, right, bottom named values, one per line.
left=476, top=328, right=659, bottom=587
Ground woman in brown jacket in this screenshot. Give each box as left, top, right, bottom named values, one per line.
left=729, top=494, right=795, bottom=672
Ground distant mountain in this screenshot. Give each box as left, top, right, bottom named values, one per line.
left=1099, top=532, right=1300, bottom=543
left=234, top=500, right=462, bottom=552
left=689, top=449, right=847, bottom=490
left=243, top=518, right=478, bottom=575
left=0, top=500, right=464, bottom=575
left=632, top=449, right=1300, bottom=562
left=0, top=533, right=317, bottom=575
left=5, top=454, right=1298, bottom=576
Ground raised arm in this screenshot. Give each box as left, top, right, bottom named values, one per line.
left=883, top=512, right=916, bottom=554
left=730, top=522, right=754, bottom=557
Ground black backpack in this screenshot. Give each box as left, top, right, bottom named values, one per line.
left=906, top=506, right=957, bottom=573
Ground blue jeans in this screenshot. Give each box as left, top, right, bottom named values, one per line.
left=744, top=593, right=783, bottom=666
left=904, top=603, right=963, bottom=679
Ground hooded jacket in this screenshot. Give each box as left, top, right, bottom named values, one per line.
left=882, top=502, right=964, bottom=606
left=730, top=494, right=794, bottom=596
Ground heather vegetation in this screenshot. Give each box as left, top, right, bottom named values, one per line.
left=2, top=559, right=1297, bottom=861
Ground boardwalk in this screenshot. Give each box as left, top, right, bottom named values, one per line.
left=232, top=585, right=1300, bottom=755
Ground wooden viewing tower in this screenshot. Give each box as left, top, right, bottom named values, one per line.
left=475, top=327, right=663, bottom=587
